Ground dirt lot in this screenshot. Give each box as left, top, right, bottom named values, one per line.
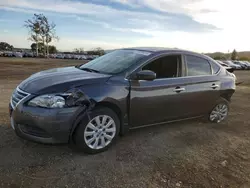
left=0, top=57, right=250, bottom=188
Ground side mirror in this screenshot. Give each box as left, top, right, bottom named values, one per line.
left=135, top=70, right=156, bottom=81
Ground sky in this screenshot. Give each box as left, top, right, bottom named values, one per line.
left=0, top=0, right=248, bottom=52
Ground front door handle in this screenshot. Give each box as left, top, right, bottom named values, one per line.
left=211, top=84, right=219, bottom=89
left=174, top=87, right=185, bottom=93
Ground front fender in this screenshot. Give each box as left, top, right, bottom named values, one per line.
left=67, top=82, right=130, bottom=140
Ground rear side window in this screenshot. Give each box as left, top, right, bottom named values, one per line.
left=210, top=61, right=221, bottom=74
left=186, top=55, right=212, bottom=76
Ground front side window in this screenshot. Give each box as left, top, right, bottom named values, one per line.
left=142, top=55, right=181, bottom=79
left=186, top=55, right=212, bottom=76
left=79, top=49, right=151, bottom=74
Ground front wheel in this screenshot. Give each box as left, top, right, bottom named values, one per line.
left=208, top=98, right=229, bottom=123
left=73, top=107, right=120, bottom=154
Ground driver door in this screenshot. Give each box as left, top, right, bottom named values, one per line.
left=129, top=54, right=191, bottom=127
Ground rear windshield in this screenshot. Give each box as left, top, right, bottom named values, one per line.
left=80, top=49, right=151, bottom=74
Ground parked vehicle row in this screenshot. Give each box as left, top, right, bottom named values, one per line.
left=216, top=60, right=250, bottom=70
left=49, top=53, right=99, bottom=60
left=0, top=51, right=23, bottom=58
left=0, top=51, right=99, bottom=60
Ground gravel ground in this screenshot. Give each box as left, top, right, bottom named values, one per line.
left=0, top=57, right=250, bottom=188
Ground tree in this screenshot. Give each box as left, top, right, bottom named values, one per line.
left=86, top=48, right=105, bottom=56
left=48, top=45, right=57, bottom=54
left=31, top=43, right=37, bottom=52
left=25, top=14, right=58, bottom=57
left=30, top=42, right=45, bottom=53
left=74, top=48, right=84, bottom=53
left=94, top=47, right=105, bottom=56
left=38, top=14, right=58, bottom=56
left=45, top=34, right=52, bottom=56
left=231, top=49, right=238, bottom=60
left=0, top=42, right=13, bottom=51
left=25, top=14, right=42, bottom=56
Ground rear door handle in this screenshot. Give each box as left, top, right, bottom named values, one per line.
left=211, top=84, right=219, bottom=89
left=174, top=87, right=185, bottom=93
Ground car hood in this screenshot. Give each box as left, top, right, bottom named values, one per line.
left=18, top=66, right=111, bottom=94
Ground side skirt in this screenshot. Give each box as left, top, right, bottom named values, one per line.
left=129, top=115, right=204, bottom=130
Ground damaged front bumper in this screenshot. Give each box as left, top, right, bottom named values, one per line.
left=10, top=89, right=95, bottom=144
left=10, top=103, right=81, bottom=144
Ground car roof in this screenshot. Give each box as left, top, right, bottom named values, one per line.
left=122, top=47, right=193, bottom=53
left=121, top=47, right=215, bottom=61
left=122, top=47, right=180, bottom=52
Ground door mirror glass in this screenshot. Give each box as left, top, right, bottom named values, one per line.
left=135, top=70, right=156, bottom=81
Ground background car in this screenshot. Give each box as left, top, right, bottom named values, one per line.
left=216, top=60, right=235, bottom=74
left=233, top=61, right=248, bottom=70
left=223, top=60, right=241, bottom=70
left=241, top=61, right=250, bottom=69
left=72, top=54, right=80, bottom=60
left=56, top=54, right=65, bottom=59
left=49, top=54, right=56, bottom=58
left=13, top=52, right=23, bottom=58
left=64, top=54, right=72, bottom=59
left=86, top=55, right=94, bottom=60
left=216, top=60, right=229, bottom=67
left=79, top=55, right=87, bottom=60
left=5, top=51, right=14, bottom=57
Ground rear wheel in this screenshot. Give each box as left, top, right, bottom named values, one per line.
left=73, top=107, right=120, bottom=154
left=208, top=98, right=229, bottom=123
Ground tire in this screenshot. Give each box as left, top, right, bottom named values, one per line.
left=73, top=107, right=120, bottom=154
left=208, top=98, right=230, bottom=123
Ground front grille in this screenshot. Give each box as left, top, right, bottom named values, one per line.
left=11, top=87, right=30, bottom=108
left=19, top=124, right=51, bottom=138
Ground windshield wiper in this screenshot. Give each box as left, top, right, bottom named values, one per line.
left=80, top=67, right=100, bottom=73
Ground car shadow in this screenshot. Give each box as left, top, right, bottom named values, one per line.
left=0, top=116, right=220, bottom=160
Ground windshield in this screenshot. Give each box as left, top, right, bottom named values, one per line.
left=79, top=49, right=151, bottom=74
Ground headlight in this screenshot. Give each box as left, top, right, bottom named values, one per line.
left=28, top=94, right=68, bottom=108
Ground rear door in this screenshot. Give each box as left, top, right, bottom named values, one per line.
left=182, top=55, right=221, bottom=116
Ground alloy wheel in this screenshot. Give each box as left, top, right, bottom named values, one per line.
left=84, top=115, right=116, bottom=150
left=209, top=104, right=228, bottom=123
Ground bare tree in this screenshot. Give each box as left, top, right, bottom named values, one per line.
left=24, top=14, right=42, bottom=56
left=231, top=49, right=238, bottom=60
left=94, top=47, right=105, bottom=56
left=25, top=14, right=58, bottom=57
left=38, top=15, right=58, bottom=56
left=74, top=48, right=84, bottom=53
left=45, top=34, right=52, bottom=56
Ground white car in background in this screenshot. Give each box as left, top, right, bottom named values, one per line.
left=56, top=54, right=65, bottom=59
left=73, top=54, right=80, bottom=60
left=223, top=60, right=241, bottom=70
left=64, top=54, right=72, bottom=59
left=13, top=52, right=23, bottom=58
left=81, top=55, right=87, bottom=60
left=49, top=54, right=57, bottom=58
left=242, top=61, right=250, bottom=69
